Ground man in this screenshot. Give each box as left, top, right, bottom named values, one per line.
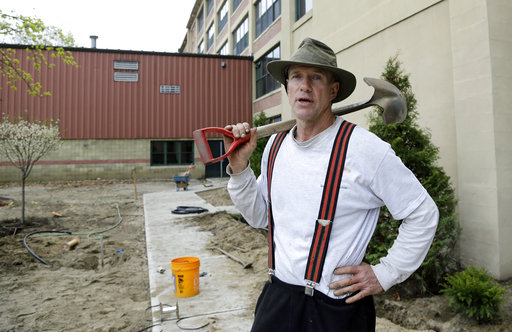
left=224, top=38, right=438, bottom=331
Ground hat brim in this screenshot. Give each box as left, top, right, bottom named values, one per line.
left=267, top=60, right=356, bottom=103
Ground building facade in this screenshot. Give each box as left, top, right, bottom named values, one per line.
left=0, top=46, right=253, bottom=182
left=180, top=0, right=512, bottom=280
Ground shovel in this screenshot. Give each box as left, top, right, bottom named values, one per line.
left=193, top=77, right=406, bottom=165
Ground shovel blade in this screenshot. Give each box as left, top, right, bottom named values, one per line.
left=363, top=77, right=407, bottom=124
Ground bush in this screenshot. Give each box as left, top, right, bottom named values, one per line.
left=365, top=55, right=460, bottom=294
left=249, top=112, right=270, bottom=178
left=441, top=266, right=508, bottom=323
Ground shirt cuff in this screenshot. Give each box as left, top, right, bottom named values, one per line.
left=371, top=264, right=396, bottom=291
left=226, top=162, right=254, bottom=181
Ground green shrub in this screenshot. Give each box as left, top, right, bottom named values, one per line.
left=249, top=112, right=270, bottom=178
left=441, top=266, right=508, bottom=323
left=365, top=55, right=460, bottom=294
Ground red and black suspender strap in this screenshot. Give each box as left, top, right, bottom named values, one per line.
left=304, top=121, right=356, bottom=294
left=266, top=130, right=287, bottom=274
left=265, top=121, right=356, bottom=295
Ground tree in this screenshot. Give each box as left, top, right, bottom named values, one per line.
left=249, top=112, right=270, bottom=178
left=0, top=116, right=62, bottom=224
left=365, top=55, right=460, bottom=294
left=0, top=10, right=77, bottom=96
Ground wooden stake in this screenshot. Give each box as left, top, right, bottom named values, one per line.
left=100, top=237, right=104, bottom=268
left=132, top=168, right=138, bottom=201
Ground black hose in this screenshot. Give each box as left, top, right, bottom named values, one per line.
left=23, top=230, right=72, bottom=266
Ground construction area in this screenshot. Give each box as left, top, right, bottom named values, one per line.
left=0, top=179, right=511, bottom=331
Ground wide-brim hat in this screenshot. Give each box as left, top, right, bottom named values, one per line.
left=267, top=38, right=356, bottom=103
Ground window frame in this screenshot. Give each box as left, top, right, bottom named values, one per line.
left=255, top=45, right=281, bottom=98
left=296, top=0, right=312, bottom=21
left=207, top=0, right=214, bottom=14
left=255, top=0, right=281, bottom=38
left=218, top=1, right=228, bottom=33
left=197, top=7, right=204, bottom=32
left=233, top=0, right=242, bottom=11
left=218, top=42, right=228, bottom=55
left=233, top=16, right=249, bottom=55
left=198, top=39, right=205, bottom=54
left=207, top=24, right=215, bottom=50
left=150, top=140, right=194, bottom=166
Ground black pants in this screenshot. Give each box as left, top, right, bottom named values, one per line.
left=251, top=277, right=375, bottom=332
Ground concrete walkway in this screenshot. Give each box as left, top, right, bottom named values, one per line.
left=143, top=178, right=430, bottom=332
left=143, top=178, right=255, bottom=332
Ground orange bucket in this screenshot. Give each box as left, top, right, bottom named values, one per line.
left=171, top=257, right=200, bottom=297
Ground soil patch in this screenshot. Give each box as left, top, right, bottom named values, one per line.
left=1, top=183, right=510, bottom=331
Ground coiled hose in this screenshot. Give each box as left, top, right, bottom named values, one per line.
left=23, top=201, right=123, bottom=266
left=23, top=230, right=72, bottom=266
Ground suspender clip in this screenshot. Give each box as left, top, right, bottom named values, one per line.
left=305, top=280, right=316, bottom=296
left=268, top=269, right=275, bottom=283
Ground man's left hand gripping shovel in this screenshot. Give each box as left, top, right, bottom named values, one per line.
left=193, top=78, right=406, bottom=165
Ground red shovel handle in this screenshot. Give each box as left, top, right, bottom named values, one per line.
left=193, top=127, right=251, bottom=165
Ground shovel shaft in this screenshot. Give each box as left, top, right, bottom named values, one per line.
left=255, top=119, right=296, bottom=138
left=255, top=101, right=371, bottom=138
left=193, top=77, right=406, bottom=165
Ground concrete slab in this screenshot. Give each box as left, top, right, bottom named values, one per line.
left=143, top=178, right=255, bottom=332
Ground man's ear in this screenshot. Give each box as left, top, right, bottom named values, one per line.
left=330, top=81, right=340, bottom=101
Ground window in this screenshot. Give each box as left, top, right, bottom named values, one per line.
left=255, top=0, right=281, bottom=37
left=233, top=0, right=242, bottom=11
left=218, top=1, right=228, bottom=33
left=255, top=45, right=280, bottom=98
left=233, top=16, right=248, bottom=55
left=218, top=42, right=228, bottom=55
left=197, top=7, right=204, bottom=32
left=207, top=0, right=214, bottom=14
left=198, top=39, right=205, bottom=54
left=151, top=141, right=194, bottom=166
left=296, top=0, right=312, bottom=21
left=207, top=24, right=214, bottom=50
left=268, top=114, right=282, bottom=123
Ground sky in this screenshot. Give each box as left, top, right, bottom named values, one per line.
left=1, top=0, right=196, bottom=53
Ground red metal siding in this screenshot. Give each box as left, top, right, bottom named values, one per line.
left=0, top=47, right=253, bottom=139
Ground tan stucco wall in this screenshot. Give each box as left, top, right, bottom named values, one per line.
left=488, top=0, right=512, bottom=278
left=268, top=0, right=511, bottom=279
left=275, top=0, right=457, bottom=180
left=448, top=0, right=512, bottom=278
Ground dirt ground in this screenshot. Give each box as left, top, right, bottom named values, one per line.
left=0, top=180, right=511, bottom=331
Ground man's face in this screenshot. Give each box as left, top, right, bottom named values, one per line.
left=286, top=65, right=339, bottom=123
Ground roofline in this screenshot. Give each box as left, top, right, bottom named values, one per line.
left=0, top=43, right=253, bottom=61
left=186, top=0, right=203, bottom=29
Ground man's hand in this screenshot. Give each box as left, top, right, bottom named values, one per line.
left=223, top=122, right=257, bottom=174
left=329, top=262, right=383, bottom=304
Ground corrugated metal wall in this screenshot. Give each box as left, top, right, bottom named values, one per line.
left=0, top=46, right=253, bottom=139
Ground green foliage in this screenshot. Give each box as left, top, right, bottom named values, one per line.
left=0, top=10, right=77, bottom=96
left=441, top=266, right=508, bottom=323
left=249, top=112, right=270, bottom=177
left=365, top=54, right=460, bottom=294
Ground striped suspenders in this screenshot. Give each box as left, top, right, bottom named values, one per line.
left=266, top=121, right=356, bottom=296
left=266, top=130, right=287, bottom=275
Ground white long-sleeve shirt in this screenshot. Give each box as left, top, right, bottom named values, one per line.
left=227, top=117, right=439, bottom=298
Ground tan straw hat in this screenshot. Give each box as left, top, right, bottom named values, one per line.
left=267, top=38, right=356, bottom=103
